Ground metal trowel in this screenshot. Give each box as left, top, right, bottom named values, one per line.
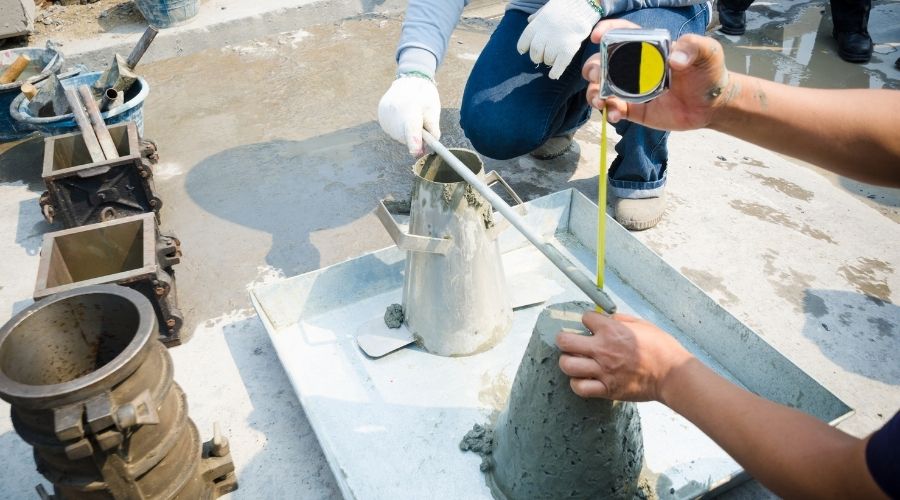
left=356, top=274, right=560, bottom=359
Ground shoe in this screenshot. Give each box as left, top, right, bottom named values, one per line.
left=530, top=133, right=574, bottom=160
left=612, top=192, right=666, bottom=231
left=717, top=3, right=747, bottom=35
left=833, top=30, right=873, bottom=63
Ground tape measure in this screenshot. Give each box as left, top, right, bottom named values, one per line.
left=595, top=29, right=672, bottom=312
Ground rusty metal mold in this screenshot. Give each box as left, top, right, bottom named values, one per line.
left=34, top=213, right=186, bottom=346
left=39, top=122, right=161, bottom=228
left=0, top=285, right=237, bottom=499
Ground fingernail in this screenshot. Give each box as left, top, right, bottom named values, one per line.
left=592, top=97, right=602, bottom=109
left=608, top=109, right=621, bottom=122
left=670, top=51, right=689, bottom=66
left=588, top=67, right=599, bottom=83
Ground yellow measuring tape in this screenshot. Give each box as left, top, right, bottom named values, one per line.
left=594, top=37, right=668, bottom=313
left=596, top=106, right=608, bottom=314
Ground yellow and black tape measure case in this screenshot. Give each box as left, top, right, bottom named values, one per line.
left=599, top=29, right=671, bottom=103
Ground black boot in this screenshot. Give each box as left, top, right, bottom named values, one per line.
left=717, top=0, right=755, bottom=35
left=831, top=0, right=873, bottom=63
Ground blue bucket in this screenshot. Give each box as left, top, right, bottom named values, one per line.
left=10, top=71, right=149, bottom=137
left=134, top=0, right=199, bottom=28
left=0, top=46, right=65, bottom=142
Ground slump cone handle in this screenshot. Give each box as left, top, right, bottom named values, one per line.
left=422, top=130, right=617, bottom=314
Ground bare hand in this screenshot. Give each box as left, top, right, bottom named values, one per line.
left=582, top=20, right=732, bottom=131
left=556, top=312, right=693, bottom=402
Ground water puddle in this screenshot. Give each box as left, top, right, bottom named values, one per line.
left=716, top=0, right=898, bottom=89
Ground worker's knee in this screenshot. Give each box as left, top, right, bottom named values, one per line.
left=460, top=100, right=545, bottom=160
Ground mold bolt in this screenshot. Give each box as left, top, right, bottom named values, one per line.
left=154, top=286, right=166, bottom=296
left=211, top=422, right=230, bottom=457
left=100, top=207, right=117, bottom=222
left=149, top=199, right=158, bottom=207
left=166, top=318, right=176, bottom=328
left=35, top=485, right=51, bottom=500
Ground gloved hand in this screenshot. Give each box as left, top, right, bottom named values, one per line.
left=378, top=74, right=441, bottom=156
left=517, top=0, right=604, bottom=80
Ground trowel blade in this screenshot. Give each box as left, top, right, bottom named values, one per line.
left=356, top=317, right=415, bottom=358
left=507, top=274, right=563, bottom=310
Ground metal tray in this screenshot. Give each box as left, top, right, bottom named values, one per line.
left=250, top=189, right=851, bottom=500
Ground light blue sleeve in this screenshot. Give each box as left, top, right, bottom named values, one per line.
left=396, top=0, right=469, bottom=79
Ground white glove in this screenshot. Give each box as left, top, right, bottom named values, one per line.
left=378, top=75, right=441, bottom=156
left=516, top=0, right=604, bottom=80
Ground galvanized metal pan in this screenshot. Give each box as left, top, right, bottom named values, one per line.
left=250, top=189, right=852, bottom=500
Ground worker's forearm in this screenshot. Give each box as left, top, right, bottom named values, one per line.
left=660, top=359, right=886, bottom=499
left=710, top=73, right=900, bottom=188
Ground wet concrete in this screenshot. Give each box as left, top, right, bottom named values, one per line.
left=0, top=0, right=896, bottom=498
left=472, top=301, right=643, bottom=500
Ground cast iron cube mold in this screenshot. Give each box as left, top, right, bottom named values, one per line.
left=33, top=213, right=187, bottom=346
left=39, top=122, right=162, bottom=228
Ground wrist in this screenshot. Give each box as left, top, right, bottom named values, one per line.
left=584, top=0, right=605, bottom=16
left=656, top=352, right=700, bottom=407
left=708, top=71, right=748, bottom=132
left=551, top=0, right=604, bottom=21
left=397, top=47, right=437, bottom=81
left=397, top=71, right=435, bottom=84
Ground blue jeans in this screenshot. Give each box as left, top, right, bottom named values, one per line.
left=460, top=5, right=710, bottom=198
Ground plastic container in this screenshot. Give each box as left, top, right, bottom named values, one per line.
left=134, top=0, right=199, bottom=28
left=10, top=71, right=149, bottom=137
left=0, top=46, right=65, bottom=142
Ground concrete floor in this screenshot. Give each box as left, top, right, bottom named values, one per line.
left=0, top=0, right=897, bottom=498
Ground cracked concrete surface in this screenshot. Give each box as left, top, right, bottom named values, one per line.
left=0, top=0, right=897, bottom=498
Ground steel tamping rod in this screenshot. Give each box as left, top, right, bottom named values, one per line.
left=422, top=130, right=617, bottom=313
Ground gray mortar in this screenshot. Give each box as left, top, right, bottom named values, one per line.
left=422, top=152, right=495, bottom=230
left=383, top=303, right=404, bottom=329
left=459, top=423, right=494, bottom=472
left=383, top=199, right=411, bottom=215
left=464, top=184, right=495, bottom=229
left=462, top=301, right=644, bottom=500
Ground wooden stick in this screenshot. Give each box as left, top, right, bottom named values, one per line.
left=21, top=83, right=38, bottom=100
left=0, top=55, right=31, bottom=85
left=64, top=88, right=106, bottom=163
left=78, top=85, right=119, bottom=160
left=126, top=26, right=159, bottom=69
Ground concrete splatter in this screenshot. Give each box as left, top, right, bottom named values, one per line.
left=681, top=267, right=740, bottom=307
left=740, top=157, right=768, bottom=168
left=477, top=371, right=511, bottom=412
left=748, top=172, right=814, bottom=202
left=729, top=200, right=835, bottom=244
left=762, top=249, right=817, bottom=312
left=838, top=258, right=893, bottom=302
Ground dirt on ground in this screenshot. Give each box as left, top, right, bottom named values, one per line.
left=8, top=0, right=145, bottom=48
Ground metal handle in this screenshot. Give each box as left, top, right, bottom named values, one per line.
left=422, top=130, right=617, bottom=313
left=485, top=170, right=524, bottom=205
left=484, top=170, right=526, bottom=239
left=375, top=199, right=452, bottom=255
